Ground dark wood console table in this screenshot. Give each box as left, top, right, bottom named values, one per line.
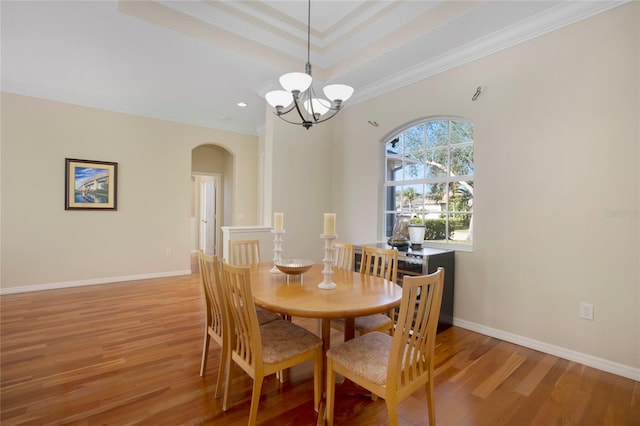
left=354, top=243, right=455, bottom=333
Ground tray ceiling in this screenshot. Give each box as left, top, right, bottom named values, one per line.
left=1, top=0, right=626, bottom=134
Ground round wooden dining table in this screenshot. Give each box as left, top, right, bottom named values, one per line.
left=249, top=262, right=401, bottom=346
left=249, top=262, right=402, bottom=425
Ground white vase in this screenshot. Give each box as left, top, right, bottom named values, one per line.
left=408, top=226, right=425, bottom=244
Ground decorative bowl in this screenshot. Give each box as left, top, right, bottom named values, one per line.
left=275, top=259, right=314, bottom=275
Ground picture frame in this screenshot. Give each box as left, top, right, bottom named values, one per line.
left=65, top=158, right=118, bottom=210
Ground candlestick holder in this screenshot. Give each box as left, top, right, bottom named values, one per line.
left=270, top=229, right=285, bottom=273
left=318, top=234, right=337, bottom=289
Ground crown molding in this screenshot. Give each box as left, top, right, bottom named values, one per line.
left=351, top=1, right=628, bottom=106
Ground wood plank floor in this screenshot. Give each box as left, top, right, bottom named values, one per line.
left=1, top=266, right=638, bottom=425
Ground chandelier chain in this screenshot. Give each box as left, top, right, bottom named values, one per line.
left=307, top=0, right=311, bottom=67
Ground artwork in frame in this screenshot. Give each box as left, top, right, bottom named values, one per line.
left=65, top=158, right=118, bottom=210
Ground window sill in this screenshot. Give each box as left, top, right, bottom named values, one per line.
left=422, top=242, right=473, bottom=253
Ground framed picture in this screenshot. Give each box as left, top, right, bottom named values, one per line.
left=65, top=158, right=118, bottom=210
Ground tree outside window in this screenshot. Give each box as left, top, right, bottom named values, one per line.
left=384, top=118, right=474, bottom=248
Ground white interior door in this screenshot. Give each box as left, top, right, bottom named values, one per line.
left=199, top=175, right=220, bottom=255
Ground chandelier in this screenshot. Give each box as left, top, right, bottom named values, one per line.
left=265, top=0, right=354, bottom=130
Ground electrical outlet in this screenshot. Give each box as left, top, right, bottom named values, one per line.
left=580, top=302, right=594, bottom=320
left=165, top=248, right=172, bottom=256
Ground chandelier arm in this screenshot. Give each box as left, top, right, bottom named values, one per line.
left=271, top=96, right=314, bottom=128
left=273, top=113, right=311, bottom=126
left=307, top=109, right=341, bottom=125
left=277, top=103, right=298, bottom=116
left=292, top=98, right=310, bottom=123
left=306, top=84, right=320, bottom=121
left=272, top=107, right=342, bottom=127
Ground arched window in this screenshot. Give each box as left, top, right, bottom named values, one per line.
left=384, top=117, right=474, bottom=249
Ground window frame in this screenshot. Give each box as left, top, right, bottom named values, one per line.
left=381, top=116, right=474, bottom=252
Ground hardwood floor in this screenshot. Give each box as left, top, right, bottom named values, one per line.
left=1, top=268, right=638, bottom=425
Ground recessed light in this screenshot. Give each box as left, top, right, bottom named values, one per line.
left=237, top=102, right=247, bottom=107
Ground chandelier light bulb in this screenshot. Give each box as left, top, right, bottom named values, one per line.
left=265, top=90, right=293, bottom=109
left=279, top=72, right=312, bottom=94
left=323, top=84, right=354, bottom=103
left=304, top=97, right=330, bottom=116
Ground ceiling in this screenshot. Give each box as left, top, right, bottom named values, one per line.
left=0, top=0, right=626, bottom=135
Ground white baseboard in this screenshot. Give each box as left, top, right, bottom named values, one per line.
left=453, top=318, right=640, bottom=382
left=0, top=270, right=192, bottom=295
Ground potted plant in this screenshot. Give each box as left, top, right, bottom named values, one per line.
left=408, top=216, right=425, bottom=245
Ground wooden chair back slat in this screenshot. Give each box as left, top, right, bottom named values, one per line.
left=332, top=242, right=353, bottom=270
left=360, top=246, right=398, bottom=282
left=228, top=239, right=261, bottom=266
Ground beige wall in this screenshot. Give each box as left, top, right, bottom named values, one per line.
left=0, top=93, right=259, bottom=290
left=330, top=3, right=639, bottom=372
left=269, top=114, right=335, bottom=262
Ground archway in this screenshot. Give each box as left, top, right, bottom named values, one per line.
left=191, top=144, right=234, bottom=256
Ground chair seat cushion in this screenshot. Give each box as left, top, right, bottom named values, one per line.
left=355, top=314, right=392, bottom=332
left=331, top=314, right=392, bottom=333
left=260, top=320, right=322, bottom=364
left=256, top=307, right=281, bottom=325
left=327, top=331, right=391, bottom=385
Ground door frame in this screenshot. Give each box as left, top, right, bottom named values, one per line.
left=193, top=173, right=222, bottom=256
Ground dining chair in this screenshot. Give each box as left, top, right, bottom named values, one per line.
left=228, top=239, right=261, bottom=266
left=228, top=238, right=283, bottom=319
left=332, top=246, right=398, bottom=338
left=326, top=267, right=445, bottom=426
left=198, top=252, right=279, bottom=398
left=220, top=261, right=323, bottom=425
left=332, top=242, right=353, bottom=270
left=198, top=251, right=228, bottom=398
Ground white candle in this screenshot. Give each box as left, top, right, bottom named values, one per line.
left=323, top=213, right=336, bottom=235
left=274, top=212, right=284, bottom=232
